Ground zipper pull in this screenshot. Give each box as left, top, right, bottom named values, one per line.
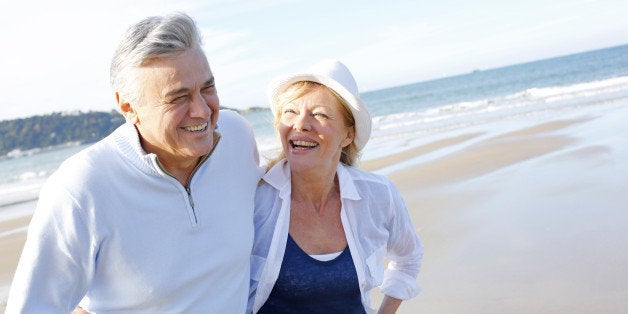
left=186, top=186, right=195, bottom=209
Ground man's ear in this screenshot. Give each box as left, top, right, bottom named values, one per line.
left=116, top=92, right=139, bottom=124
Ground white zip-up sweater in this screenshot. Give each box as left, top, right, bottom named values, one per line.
left=7, top=110, right=263, bottom=313
left=249, top=160, right=423, bottom=313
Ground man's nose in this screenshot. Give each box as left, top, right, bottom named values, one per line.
left=189, top=94, right=211, bottom=118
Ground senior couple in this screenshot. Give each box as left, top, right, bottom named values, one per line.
left=6, top=12, right=422, bottom=314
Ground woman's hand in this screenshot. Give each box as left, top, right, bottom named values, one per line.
left=378, top=295, right=402, bottom=314
left=72, top=306, right=90, bottom=314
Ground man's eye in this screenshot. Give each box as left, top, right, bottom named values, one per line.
left=172, top=95, right=188, bottom=104
left=201, top=85, right=216, bottom=94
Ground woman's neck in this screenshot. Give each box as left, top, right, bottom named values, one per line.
left=290, top=164, right=339, bottom=213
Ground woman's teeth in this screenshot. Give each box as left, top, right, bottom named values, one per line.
left=292, top=140, right=317, bottom=148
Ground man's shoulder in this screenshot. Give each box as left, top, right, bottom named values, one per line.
left=217, top=109, right=255, bottom=142
left=49, top=131, right=121, bottom=185
left=218, top=109, right=249, bottom=127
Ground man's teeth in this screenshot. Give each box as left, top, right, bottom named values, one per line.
left=293, top=140, right=317, bottom=147
left=184, top=123, right=207, bottom=132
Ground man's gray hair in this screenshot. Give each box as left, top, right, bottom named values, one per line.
left=110, top=12, right=204, bottom=103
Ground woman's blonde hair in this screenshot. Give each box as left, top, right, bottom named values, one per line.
left=266, top=81, right=360, bottom=170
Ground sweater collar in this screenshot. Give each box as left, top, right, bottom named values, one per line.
left=111, top=122, right=160, bottom=175
left=111, top=122, right=220, bottom=179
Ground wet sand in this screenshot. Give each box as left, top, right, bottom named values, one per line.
left=367, top=102, right=628, bottom=313
left=0, top=215, right=29, bottom=310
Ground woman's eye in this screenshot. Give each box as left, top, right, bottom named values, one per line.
left=313, top=112, right=328, bottom=119
left=283, top=109, right=297, bottom=115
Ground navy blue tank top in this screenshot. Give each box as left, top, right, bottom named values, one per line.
left=258, top=234, right=366, bottom=314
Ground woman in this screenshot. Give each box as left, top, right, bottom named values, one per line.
left=250, top=60, right=423, bottom=313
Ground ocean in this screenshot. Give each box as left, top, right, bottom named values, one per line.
left=2, top=43, right=628, bottom=218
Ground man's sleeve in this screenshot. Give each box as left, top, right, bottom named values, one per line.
left=6, top=182, right=95, bottom=313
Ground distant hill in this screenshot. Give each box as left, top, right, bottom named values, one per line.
left=0, top=111, right=125, bottom=157
left=238, top=106, right=267, bottom=115
left=0, top=106, right=268, bottom=158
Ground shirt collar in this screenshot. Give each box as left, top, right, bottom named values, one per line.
left=336, top=162, right=361, bottom=201
left=262, top=159, right=291, bottom=199
left=263, top=159, right=361, bottom=201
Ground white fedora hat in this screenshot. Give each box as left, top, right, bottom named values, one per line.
left=267, top=59, right=372, bottom=151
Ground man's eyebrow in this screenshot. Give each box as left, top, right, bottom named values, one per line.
left=204, top=76, right=215, bottom=86
left=164, top=77, right=215, bottom=99
left=164, top=87, right=189, bottom=99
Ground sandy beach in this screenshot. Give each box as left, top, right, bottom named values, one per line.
left=2, top=99, right=627, bottom=312
left=366, top=99, right=628, bottom=313
left=0, top=213, right=29, bottom=310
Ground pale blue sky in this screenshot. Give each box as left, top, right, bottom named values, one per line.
left=1, top=0, right=626, bottom=121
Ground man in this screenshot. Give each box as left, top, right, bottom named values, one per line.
left=6, top=12, right=262, bottom=313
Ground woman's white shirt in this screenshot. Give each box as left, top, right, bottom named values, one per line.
left=249, top=159, right=423, bottom=313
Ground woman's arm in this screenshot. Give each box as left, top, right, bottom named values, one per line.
left=379, top=177, right=423, bottom=300
left=378, top=295, right=402, bottom=314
